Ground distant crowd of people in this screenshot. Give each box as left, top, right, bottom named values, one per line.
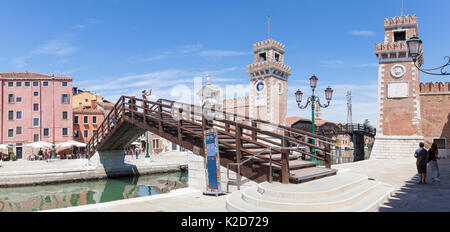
left=125, top=147, right=143, bottom=159
left=414, top=142, right=441, bottom=184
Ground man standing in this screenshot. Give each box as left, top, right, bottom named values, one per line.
left=414, top=142, right=429, bottom=184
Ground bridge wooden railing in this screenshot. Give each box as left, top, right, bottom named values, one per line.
left=87, top=96, right=341, bottom=183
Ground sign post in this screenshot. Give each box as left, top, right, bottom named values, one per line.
left=203, top=128, right=224, bottom=196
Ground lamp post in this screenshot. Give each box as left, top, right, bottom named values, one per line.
left=407, top=35, right=450, bottom=76
left=295, top=75, right=334, bottom=162
left=145, top=131, right=150, bottom=159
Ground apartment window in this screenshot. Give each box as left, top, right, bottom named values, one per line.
left=62, top=128, right=68, bottom=136
left=93, top=130, right=97, bottom=136
left=152, top=139, right=160, bottom=149
left=43, top=82, right=49, bottom=86
left=33, top=82, right=39, bottom=86
left=16, top=127, right=22, bottom=135
left=16, top=111, right=22, bottom=119
left=8, top=94, right=14, bottom=103
left=84, top=130, right=89, bottom=138
left=8, top=111, right=13, bottom=120
left=92, top=116, right=97, bottom=124
left=8, top=129, right=13, bottom=138
left=16, top=82, right=22, bottom=87
left=25, top=82, right=30, bottom=87
left=43, top=128, right=49, bottom=137
left=62, top=82, right=68, bottom=86
left=34, top=92, right=39, bottom=96
left=74, top=116, right=79, bottom=124
left=33, top=134, right=39, bottom=142
left=33, top=118, right=39, bottom=127
left=33, top=104, right=39, bottom=111
left=16, top=97, right=22, bottom=103
left=62, top=111, right=68, bottom=120
left=62, top=94, right=69, bottom=104
left=84, top=116, right=89, bottom=124
left=74, top=130, right=80, bottom=138
left=8, top=82, right=13, bottom=87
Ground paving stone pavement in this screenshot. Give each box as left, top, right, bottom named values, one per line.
left=333, top=158, right=450, bottom=212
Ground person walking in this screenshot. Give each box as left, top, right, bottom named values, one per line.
left=428, top=143, right=441, bottom=182
left=135, top=147, right=139, bottom=159
left=142, top=89, right=151, bottom=114
left=414, top=142, right=429, bottom=184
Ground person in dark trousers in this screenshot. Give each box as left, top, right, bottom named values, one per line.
left=428, top=143, right=440, bottom=182
left=414, top=142, right=429, bottom=184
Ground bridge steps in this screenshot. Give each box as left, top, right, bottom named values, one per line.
left=226, top=172, right=394, bottom=212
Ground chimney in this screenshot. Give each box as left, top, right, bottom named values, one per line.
left=91, top=99, right=97, bottom=109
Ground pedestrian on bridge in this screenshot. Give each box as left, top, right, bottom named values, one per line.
left=414, top=142, right=429, bottom=184
left=142, top=89, right=151, bottom=114
left=428, top=143, right=440, bottom=182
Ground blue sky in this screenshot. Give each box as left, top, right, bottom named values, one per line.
left=1, top=0, right=449, bottom=125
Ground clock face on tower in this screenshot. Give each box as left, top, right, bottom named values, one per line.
left=255, top=80, right=265, bottom=93
left=391, top=64, right=406, bottom=78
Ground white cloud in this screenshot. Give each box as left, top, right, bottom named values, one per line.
left=131, top=44, right=249, bottom=63
left=12, top=39, right=77, bottom=68
left=320, top=59, right=378, bottom=68
left=349, top=30, right=375, bottom=36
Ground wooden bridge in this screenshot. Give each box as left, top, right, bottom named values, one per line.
left=86, top=96, right=341, bottom=185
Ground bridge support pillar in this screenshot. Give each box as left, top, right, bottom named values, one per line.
left=89, top=150, right=126, bottom=174
left=352, top=133, right=366, bottom=162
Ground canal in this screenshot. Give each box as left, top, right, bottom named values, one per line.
left=0, top=172, right=188, bottom=212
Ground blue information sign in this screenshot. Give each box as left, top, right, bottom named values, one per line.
left=203, top=128, right=224, bottom=196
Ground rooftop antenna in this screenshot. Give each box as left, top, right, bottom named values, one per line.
left=268, top=13, right=271, bottom=40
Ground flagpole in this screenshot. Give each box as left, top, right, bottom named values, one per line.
left=401, top=0, right=403, bottom=17
left=268, top=14, right=270, bottom=40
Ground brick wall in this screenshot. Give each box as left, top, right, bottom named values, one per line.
left=419, top=82, right=450, bottom=148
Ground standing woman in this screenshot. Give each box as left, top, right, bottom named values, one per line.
left=428, top=143, right=441, bottom=182
left=142, top=89, right=152, bottom=114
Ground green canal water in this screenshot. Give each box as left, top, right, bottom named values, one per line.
left=0, top=172, right=188, bottom=212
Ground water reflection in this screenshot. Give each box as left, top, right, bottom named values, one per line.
left=0, top=172, right=188, bottom=212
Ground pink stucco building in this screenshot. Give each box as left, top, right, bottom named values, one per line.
left=0, top=72, right=73, bottom=159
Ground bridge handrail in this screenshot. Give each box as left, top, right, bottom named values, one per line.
left=158, top=98, right=339, bottom=147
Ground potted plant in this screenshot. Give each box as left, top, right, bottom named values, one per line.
left=9, top=151, right=16, bottom=161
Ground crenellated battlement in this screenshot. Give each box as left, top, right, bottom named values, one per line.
left=247, top=60, right=291, bottom=74
left=375, top=41, right=408, bottom=52
left=419, top=82, right=450, bottom=93
left=254, top=39, right=285, bottom=53
left=384, top=15, right=417, bottom=27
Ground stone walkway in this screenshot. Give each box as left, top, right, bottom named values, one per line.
left=47, top=188, right=228, bottom=212
left=333, top=158, right=450, bottom=212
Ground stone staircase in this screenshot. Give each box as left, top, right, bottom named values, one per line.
left=226, top=172, right=394, bottom=212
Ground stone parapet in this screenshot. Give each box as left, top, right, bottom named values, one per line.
left=370, top=136, right=424, bottom=159
left=375, top=41, right=408, bottom=53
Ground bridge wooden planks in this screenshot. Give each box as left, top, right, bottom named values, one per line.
left=87, top=96, right=340, bottom=185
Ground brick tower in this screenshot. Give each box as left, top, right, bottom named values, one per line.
left=247, top=39, right=291, bottom=127
left=371, top=15, right=424, bottom=159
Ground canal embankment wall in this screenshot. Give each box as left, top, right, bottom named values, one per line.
left=0, top=151, right=189, bottom=188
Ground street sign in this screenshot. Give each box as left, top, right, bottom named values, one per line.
left=203, top=128, right=224, bottom=196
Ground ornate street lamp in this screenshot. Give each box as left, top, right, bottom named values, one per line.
left=145, top=131, right=150, bottom=159
left=407, top=35, right=450, bottom=76
left=295, top=75, right=333, bottom=161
